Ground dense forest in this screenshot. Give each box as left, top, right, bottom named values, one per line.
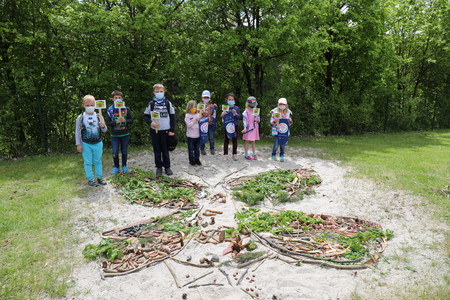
left=1, top=0, right=448, bottom=157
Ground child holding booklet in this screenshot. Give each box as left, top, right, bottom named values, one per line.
left=241, top=96, right=260, bottom=160
left=220, top=93, right=241, bottom=161
left=106, top=90, right=133, bottom=174
left=270, top=98, right=293, bottom=162
left=75, top=95, right=108, bottom=186
left=143, top=83, right=176, bottom=176
left=185, top=100, right=202, bottom=166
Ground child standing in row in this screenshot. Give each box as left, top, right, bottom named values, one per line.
left=75, top=95, right=108, bottom=186
left=199, top=90, right=217, bottom=155
left=143, top=83, right=176, bottom=176
left=185, top=100, right=202, bottom=166
left=242, top=96, right=260, bottom=160
left=270, top=98, right=293, bottom=162
left=221, top=93, right=241, bottom=161
left=107, top=90, right=133, bottom=174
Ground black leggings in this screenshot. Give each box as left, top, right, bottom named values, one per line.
left=223, top=129, right=238, bottom=155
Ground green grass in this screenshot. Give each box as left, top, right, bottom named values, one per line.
left=290, top=130, right=450, bottom=216
left=0, top=154, right=85, bottom=299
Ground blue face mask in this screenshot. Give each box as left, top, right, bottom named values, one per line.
left=227, top=100, right=235, bottom=106
left=155, top=92, right=165, bottom=101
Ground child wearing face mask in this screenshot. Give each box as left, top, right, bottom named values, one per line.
left=185, top=100, right=202, bottom=166
left=242, top=96, right=260, bottom=160
left=106, top=90, right=133, bottom=174
left=221, top=93, right=241, bottom=161
left=143, top=83, right=176, bottom=176
left=199, top=90, right=218, bottom=155
left=75, top=94, right=108, bottom=186
left=270, top=98, right=293, bottom=162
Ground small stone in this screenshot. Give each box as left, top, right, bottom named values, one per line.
left=211, top=254, right=219, bottom=262
left=186, top=255, right=192, bottom=262
left=199, top=257, right=205, bottom=264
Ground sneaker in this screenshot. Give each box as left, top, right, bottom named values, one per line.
left=165, top=168, right=173, bottom=176
left=189, top=161, right=195, bottom=166
left=252, top=155, right=258, bottom=160
left=88, top=180, right=99, bottom=187
left=232, top=154, right=238, bottom=161
left=223, top=155, right=228, bottom=161
left=122, top=166, right=129, bottom=173
left=201, top=149, right=207, bottom=155
left=111, top=167, right=120, bottom=175
left=210, top=149, right=215, bottom=155
left=97, top=178, right=107, bottom=185
left=156, top=168, right=163, bottom=176
left=245, top=155, right=252, bottom=160
left=280, top=156, right=285, bottom=162
left=272, top=155, right=277, bottom=161
left=195, top=161, right=202, bottom=166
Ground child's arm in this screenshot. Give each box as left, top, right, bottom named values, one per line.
left=169, top=102, right=176, bottom=135
left=75, top=115, right=82, bottom=152
left=185, top=114, right=199, bottom=128
left=234, top=106, right=242, bottom=120
left=125, top=107, right=133, bottom=125
left=100, top=115, right=108, bottom=132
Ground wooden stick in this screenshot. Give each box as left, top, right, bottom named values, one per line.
left=237, top=254, right=270, bottom=269
left=188, top=283, right=224, bottom=289
left=170, top=257, right=213, bottom=268
left=164, top=260, right=181, bottom=288
left=218, top=268, right=233, bottom=286
left=182, top=270, right=214, bottom=287
left=236, top=268, right=249, bottom=286
left=252, top=257, right=267, bottom=272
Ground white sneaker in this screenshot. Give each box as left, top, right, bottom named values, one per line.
left=223, top=155, right=228, bottom=161
left=232, top=154, right=238, bottom=161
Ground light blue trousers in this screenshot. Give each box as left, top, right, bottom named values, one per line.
left=82, top=141, right=103, bottom=180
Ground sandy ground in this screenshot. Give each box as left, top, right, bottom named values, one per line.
left=65, top=146, right=448, bottom=300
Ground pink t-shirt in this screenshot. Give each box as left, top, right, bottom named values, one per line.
left=185, top=113, right=200, bottom=138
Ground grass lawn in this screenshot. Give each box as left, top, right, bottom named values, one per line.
left=0, top=130, right=448, bottom=299
left=0, top=154, right=85, bottom=299
left=291, top=130, right=450, bottom=217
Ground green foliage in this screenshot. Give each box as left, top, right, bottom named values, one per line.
left=110, top=169, right=197, bottom=205
left=162, top=221, right=200, bottom=235
left=0, top=0, right=448, bottom=157
left=82, top=238, right=124, bottom=262
left=232, top=169, right=320, bottom=205
left=235, top=251, right=266, bottom=264
left=338, top=228, right=394, bottom=260
left=235, top=209, right=322, bottom=234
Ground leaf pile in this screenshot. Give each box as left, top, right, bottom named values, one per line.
left=110, top=168, right=202, bottom=209
left=235, top=209, right=393, bottom=265
left=230, top=169, right=321, bottom=205
left=83, top=211, right=201, bottom=276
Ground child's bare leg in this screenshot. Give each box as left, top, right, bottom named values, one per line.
left=244, top=140, right=249, bottom=154
left=251, top=141, right=256, bottom=153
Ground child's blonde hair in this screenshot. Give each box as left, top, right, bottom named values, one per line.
left=83, top=94, right=95, bottom=103
left=186, top=100, right=197, bottom=113
left=153, top=83, right=165, bottom=91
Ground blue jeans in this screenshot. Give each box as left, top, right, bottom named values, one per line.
left=111, top=135, right=129, bottom=168
left=187, top=137, right=200, bottom=163
left=82, top=141, right=103, bottom=180
left=271, top=136, right=286, bottom=157
left=150, top=129, right=170, bottom=168
left=200, top=125, right=215, bottom=150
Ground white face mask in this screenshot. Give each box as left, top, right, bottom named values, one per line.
left=278, top=105, right=286, bottom=110
left=85, top=106, right=95, bottom=114
left=202, top=98, right=210, bottom=104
